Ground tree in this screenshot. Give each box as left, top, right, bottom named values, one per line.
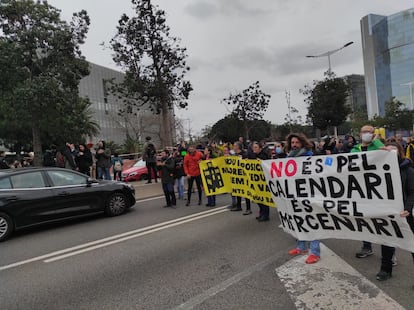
left=110, top=0, right=192, bottom=147
left=0, top=0, right=95, bottom=165
left=372, top=97, right=414, bottom=131
left=222, top=81, right=270, bottom=139
left=301, top=72, right=351, bottom=135
left=209, top=115, right=271, bottom=143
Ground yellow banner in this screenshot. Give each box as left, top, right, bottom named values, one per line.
left=200, top=156, right=275, bottom=207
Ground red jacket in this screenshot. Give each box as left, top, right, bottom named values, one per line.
left=184, top=151, right=203, bottom=176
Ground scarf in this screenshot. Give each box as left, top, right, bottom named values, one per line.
left=288, top=148, right=308, bottom=158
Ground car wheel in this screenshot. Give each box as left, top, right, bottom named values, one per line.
left=0, top=212, right=14, bottom=242
left=105, top=193, right=128, bottom=216
left=140, top=174, right=148, bottom=181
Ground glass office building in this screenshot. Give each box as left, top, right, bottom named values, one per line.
left=361, top=8, right=414, bottom=118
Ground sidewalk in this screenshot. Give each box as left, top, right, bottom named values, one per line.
left=132, top=180, right=164, bottom=200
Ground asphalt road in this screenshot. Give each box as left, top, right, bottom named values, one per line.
left=1, top=191, right=413, bottom=309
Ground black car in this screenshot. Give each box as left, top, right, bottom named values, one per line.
left=0, top=167, right=136, bottom=241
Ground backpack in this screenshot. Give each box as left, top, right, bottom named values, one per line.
left=114, top=160, right=122, bottom=171
left=43, top=151, right=56, bottom=167
left=146, top=143, right=156, bottom=158
left=56, top=151, right=65, bottom=168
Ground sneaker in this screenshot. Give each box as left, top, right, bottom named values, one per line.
left=376, top=270, right=392, bottom=281
left=288, top=248, right=309, bottom=256
left=198, top=200, right=202, bottom=205
left=185, top=201, right=190, bottom=206
left=305, top=254, right=320, bottom=264
left=257, top=217, right=269, bottom=222
left=355, top=248, right=373, bottom=258
left=243, top=210, right=252, bottom=215
left=230, top=207, right=242, bottom=211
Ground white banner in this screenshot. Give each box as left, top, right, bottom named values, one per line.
left=261, top=150, right=414, bottom=252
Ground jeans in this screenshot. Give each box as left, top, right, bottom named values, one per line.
left=207, top=195, right=216, bottom=206
left=162, top=182, right=176, bottom=206
left=297, top=240, right=320, bottom=257
left=175, top=176, right=185, bottom=199
left=97, top=167, right=111, bottom=180
left=362, top=241, right=372, bottom=250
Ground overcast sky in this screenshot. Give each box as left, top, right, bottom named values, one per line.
left=48, top=0, right=411, bottom=136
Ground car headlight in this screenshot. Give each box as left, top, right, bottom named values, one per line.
left=129, top=172, right=137, bottom=177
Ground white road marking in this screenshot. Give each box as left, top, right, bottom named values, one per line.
left=0, top=206, right=228, bottom=271
left=44, top=208, right=228, bottom=263
left=136, top=195, right=164, bottom=203
left=275, top=243, right=404, bottom=310
left=173, top=254, right=279, bottom=310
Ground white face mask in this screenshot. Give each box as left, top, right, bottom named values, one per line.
left=361, top=132, right=373, bottom=143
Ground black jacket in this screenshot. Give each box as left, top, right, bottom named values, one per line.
left=0, top=156, right=9, bottom=169
left=400, top=158, right=414, bottom=233
left=160, top=156, right=175, bottom=184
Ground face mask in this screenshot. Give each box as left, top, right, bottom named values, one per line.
left=275, top=147, right=282, bottom=154
left=361, top=133, right=373, bottom=143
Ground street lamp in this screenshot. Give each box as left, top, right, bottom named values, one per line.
left=306, top=41, right=354, bottom=73
left=306, top=41, right=354, bottom=140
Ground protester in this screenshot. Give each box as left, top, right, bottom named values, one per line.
left=143, top=136, right=158, bottom=183
left=274, top=142, right=287, bottom=159
left=396, top=134, right=407, bottom=150
left=203, top=147, right=216, bottom=207
left=342, top=134, right=357, bottom=153
left=184, top=145, right=203, bottom=206
left=222, top=145, right=237, bottom=208
left=0, top=151, right=9, bottom=169
left=75, top=143, right=93, bottom=176
left=95, top=140, right=111, bottom=180
left=63, top=142, right=78, bottom=170
left=43, top=145, right=57, bottom=167
left=406, top=137, right=414, bottom=162
left=376, top=142, right=414, bottom=281
left=286, top=132, right=321, bottom=264
left=158, top=149, right=176, bottom=208
left=178, top=140, right=187, bottom=157
left=111, top=152, right=124, bottom=181
left=249, top=141, right=270, bottom=221
left=171, top=150, right=185, bottom=200
left=230, top=141, right=251, bottom=213
left=352, top=125, right=385, bottom=258
left=0, top=151, right=10, bottom=169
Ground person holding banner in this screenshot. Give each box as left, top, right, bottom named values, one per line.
left=203, top=147, right=216, bottom=207
left=184, top=145, right=203, bottom=206
left=286, top=133, right=321, bottom=264
left=376, top=142, right=414, bottom=281
left=352, top=125, right=385, bottom=259
left=230, top=141, right=252, bottom=214
left=249, top=141, right=271, bottom=221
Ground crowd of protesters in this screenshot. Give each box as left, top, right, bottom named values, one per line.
left=2, top=128, right=414, bottom=282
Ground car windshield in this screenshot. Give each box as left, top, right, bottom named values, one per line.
left=133, top=159, right=146, bottom=168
